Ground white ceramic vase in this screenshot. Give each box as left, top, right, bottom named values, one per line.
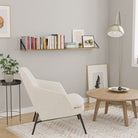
left=4, top=73, right=14, bottom=83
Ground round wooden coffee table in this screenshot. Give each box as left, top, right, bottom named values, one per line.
left=86, top=88, right=138, bottom=126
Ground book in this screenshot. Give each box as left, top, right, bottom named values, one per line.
left=33, top=37, right=35, bottom=50
left=29, top=37, right=31, bottom=50
left=62, top=35, right=65, bottom=49
left=60, top=35, right=62, bottom=49
left=58, top=34, right=60, bottom=49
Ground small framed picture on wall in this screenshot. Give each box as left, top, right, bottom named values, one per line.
left=82, top=35, right=95, bottom=48
left=0, top=5, right=11, bottom=38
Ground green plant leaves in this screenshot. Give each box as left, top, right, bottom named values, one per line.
left=0, top=53, right=3, bottom=56
left=0, top=54, right=19, bottom=75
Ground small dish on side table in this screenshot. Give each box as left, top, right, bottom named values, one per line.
left=108, top=87, right=130, bottom=93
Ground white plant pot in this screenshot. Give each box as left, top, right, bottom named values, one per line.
left=4, top=74, right=14, bottom=83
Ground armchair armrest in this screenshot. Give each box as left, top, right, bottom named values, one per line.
left=67, top=93, right=84, bottom=108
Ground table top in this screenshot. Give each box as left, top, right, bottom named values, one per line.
left=86, top=88, right=138, bottom=102
left=0, top=79, right=21, bottom=86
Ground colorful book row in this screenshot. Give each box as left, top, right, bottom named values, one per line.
left=21, top=34, right=65, bottom=50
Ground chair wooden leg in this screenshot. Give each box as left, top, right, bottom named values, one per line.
left=122, top=102, right=128, bottom=127
left=131, top=100, right=137, bottom=118
left=33, top=112, right=36, bottom=122
left=78, top=114, right=87, bottom=134
left=105, top=101, right=109, bottom=114
left=32, top=113, right=39, bottom=135
left=93, top=100, right=101, bottom=121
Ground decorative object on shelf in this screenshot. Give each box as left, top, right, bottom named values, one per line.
left=87, top=64, right=108, bottom=90
left=107, top=11, right=126, bottom=91
left=82, top=35, right=95, bottom=48
left=109, top=87, right=130, bottom=93
left=73, top=29, right=84, bottom=44
left=78, top=43, right=82, bottom=48
left=0, top=54, right=19, bottom=83
left=0, top=6, right=11, bottom=38
left=20, top=34, right=65, bottom=50
left=65, top=42, right=78, bottom=49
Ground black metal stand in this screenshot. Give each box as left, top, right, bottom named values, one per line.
left=31, top=113, right=87, bottom=135
left=0, top=80, right=22, bottom=125
left=94, top=41, right=100, bottom=48
left=20, top=39, right=26, bottom=51
left=33, top=112, right=36, bottom=122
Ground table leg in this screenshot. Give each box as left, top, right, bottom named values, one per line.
left=19, top=84, right=21, bottom=123
left=122, top=102, right=128, bottom=127
left=6, top=85, right=8, bottom=125
left=88, top=97, right=90, bottom=104
left=10, top=85, right=12, bottom=119
left=105, top=101, right=109, bottom=114
left=93, top=100, right=101, bottom=121
left=131, top=100, right=137, bottom=118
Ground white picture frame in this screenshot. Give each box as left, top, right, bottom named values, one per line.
left=82, top=35, right=95, bottom=48
left=73, top=29, right=84, bottom=44
left=0, top=5, right=11, bottom=38
left=87, top=64, right=108, bottom=90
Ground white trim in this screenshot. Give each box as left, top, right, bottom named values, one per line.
left=127, top=101, right=138, bottom=106
left=83, top=97, right=96, bottom=103
left=0, top=106, right=34, bottom=118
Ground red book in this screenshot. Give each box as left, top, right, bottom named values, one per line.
left=33, top=37, right=35, bottom=50
left=60, top=35, right=62, bottom=49
left=27, top=36, right=29, bottom=50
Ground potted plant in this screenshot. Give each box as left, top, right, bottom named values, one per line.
left=0, top=54, right=19, bottom=83
left=79, top=43, right=83, bottom=48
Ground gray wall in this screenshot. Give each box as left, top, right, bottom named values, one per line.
left=0, top=0, right=109, bottom=110
left=108, top=0, right=138, bottom=89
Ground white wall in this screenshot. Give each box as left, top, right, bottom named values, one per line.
left=0, top=0, right=109, bottom=110
left=108, top=0, right=138, bottom=90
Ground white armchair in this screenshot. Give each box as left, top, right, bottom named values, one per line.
left=19, top=67, right=87, bottom=135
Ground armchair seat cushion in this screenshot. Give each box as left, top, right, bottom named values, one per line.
left=67, top=93, right=84, bottom=108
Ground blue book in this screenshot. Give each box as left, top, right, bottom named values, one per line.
left=68, top=42, right=76, bottom=45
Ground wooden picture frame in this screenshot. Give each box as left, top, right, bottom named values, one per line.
left=87, top=64, right=108, bottom=103
left=0, top=5, right=11, bottom=38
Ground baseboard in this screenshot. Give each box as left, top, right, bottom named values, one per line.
left=83, top=97, right=96, bottom=103
left=0, top=106, right=34, bottom=118
left=127, top=101, right=138, bottom=106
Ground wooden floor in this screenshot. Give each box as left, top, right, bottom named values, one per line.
left=0, top=102, right=137, bottom=138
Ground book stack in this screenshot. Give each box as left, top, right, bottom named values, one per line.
left=65, top=42, right=78, bottom=49
left=21, top=34, right=65, bottom=50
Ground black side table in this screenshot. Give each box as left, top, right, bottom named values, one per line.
left=0, top=79, right=21, bottom=125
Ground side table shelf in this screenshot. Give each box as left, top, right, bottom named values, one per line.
left=0, top=79, right=21, bottom=125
